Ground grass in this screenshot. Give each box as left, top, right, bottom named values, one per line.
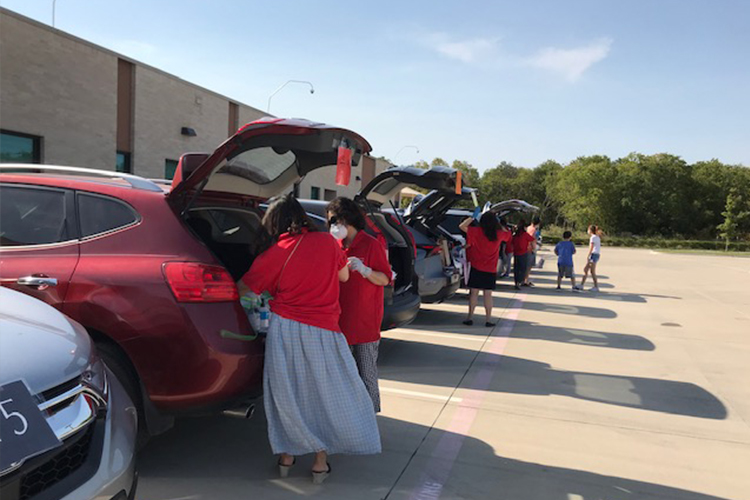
left=541, top=225, right=750, bottom=252
left=653, top=249, right=750, bottom=257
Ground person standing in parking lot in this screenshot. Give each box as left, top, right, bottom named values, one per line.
left=512, top=221, right=536, bottom=290
left=238, top=194, right=381, bottom=484
left=580, top=224, right=602, bottom=292
left=459, top=212, right=511, bottom=327
left=327, top=197, right=391, bottom=413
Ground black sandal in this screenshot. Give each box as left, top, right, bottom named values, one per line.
left=312, top=462, right=331, bottom=484
left=462, top=319, right=474, bottom=326
left=485, top=322, right=496, bottom=327
left=278, top=456, right=295, bottom=478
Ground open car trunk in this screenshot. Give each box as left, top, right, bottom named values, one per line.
left=168, top=118, right=372, bottom=280
left=184, top=205, right=263, bottom=281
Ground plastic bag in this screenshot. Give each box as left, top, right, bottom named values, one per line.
left=240, top=291, right=272, bottom=335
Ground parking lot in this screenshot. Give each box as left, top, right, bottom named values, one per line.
left=137, top=247, right=750, bottom=500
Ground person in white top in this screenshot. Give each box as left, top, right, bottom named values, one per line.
left=580, top=225, right=601, bottom=292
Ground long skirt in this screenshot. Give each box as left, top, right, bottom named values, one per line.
left=263, top=314, right=382, bottom=456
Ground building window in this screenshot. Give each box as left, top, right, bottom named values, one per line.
left=310, top=186, right=320, bottom=200
left=324, top=189, right=337, bottom=201
left=0, top=130, right=41, bottom=163
left=116, top=151, right=131, bottom=173
left=165, top=159, right=179, bottom=180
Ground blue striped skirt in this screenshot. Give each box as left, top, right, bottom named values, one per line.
left=263, top=314, right=382, bottom=456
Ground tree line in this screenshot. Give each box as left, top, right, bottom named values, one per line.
left=410, top=155, right=750, bottom=245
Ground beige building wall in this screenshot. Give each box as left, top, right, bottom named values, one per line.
left=131, top=67, right=264, bottom=179
left=0, top=8, right=265, bottom=179
left=0, top=9, right=117, bottom=169
left=0, top=7, right=372, bottom=197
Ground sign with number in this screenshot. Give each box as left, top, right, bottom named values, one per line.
left=0, top=381, right=62, bottom=471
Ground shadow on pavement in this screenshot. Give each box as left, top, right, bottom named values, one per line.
left=408, top=310, right=655, bottom=351
left=513, top=299, right=619, bottom=319
left=137, top=411, right=729, bottom=500
left=379, top=341, right=727, bottom=420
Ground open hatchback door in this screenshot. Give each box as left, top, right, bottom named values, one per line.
left=490, top=199, right=539, bottom=218
left=358, top=166, right=466, bottom=208
left=169, top=118, right=372, bottom=211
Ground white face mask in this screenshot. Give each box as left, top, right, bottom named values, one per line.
left=329, top=223, right=348, bottom=241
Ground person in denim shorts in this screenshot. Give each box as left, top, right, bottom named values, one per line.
left=580, top=225, right=602, bottom=292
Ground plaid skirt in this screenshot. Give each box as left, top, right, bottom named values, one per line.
left=263, top=314, right=382, bottom=456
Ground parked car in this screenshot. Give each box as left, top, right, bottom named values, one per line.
left=440, top=200, right=540, bottom=241
left=0, top=118, right=372, bottom=441
left=394, top=178, right=474, bottom=302
left=0, top=288, right=137, bottom=500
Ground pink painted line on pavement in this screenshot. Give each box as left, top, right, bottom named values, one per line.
left=409, top=294, right=526, bottom=500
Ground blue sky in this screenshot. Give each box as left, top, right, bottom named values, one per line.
left=3, top=0, right=749, bottom=170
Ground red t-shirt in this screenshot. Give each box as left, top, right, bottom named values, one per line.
left=466, top=226, right=512, bottom=273
left=241, top=230, right=347, bottom=332
left=339, top=231, right=391, bottom=345
left=512, top=231, right=535, bottom=256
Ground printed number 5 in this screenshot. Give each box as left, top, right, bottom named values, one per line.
left=0, top=398, right=29, bottom=437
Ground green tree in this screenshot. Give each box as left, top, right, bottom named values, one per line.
left=431, top=157, right=449, bottom=167
left=717, top=188, right=750, bottom=251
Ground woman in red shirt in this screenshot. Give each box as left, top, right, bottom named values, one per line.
left=327, top=197, right=391, bottom=413
left=512, top=220, right=537, bottom=290
left=459, top=212, right=511, bottom=327
left=238, top=195, right=381, bottom=484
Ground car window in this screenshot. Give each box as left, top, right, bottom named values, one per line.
left=440, top=215, right=463, bottom=235
left=0, top=185, right=69, bottom=246
left=205, top=209, right=260, bottom=243
left=78, top=193, right=139, bottom=238
left=219, top=147, right=296, bottom=185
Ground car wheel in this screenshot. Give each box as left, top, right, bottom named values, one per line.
left=96, top=341, right=151, bottom=449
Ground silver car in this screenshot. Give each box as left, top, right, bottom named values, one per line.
left=0, top=288, right=137, bottom=500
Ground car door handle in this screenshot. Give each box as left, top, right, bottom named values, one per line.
left=17, top=276, right=58, bottom=287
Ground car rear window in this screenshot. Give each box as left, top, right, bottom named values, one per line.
left=78, top=193, right=139, bottom=238
left=220, top=147, right=297, bottom=185
left=0, top=185, right=69, bottom=246
left=440, top=215, right=464, bottom=235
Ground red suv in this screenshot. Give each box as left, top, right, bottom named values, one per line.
left=0, top=118, right=372, bottom=440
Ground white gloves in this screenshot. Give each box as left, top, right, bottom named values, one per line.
left=348, top=257, right=372, bottom=278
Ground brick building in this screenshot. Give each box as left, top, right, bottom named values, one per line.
left=0, top=7, right=389, bottom=199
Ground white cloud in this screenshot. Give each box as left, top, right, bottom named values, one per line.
left=527, top=38, right=612, bottom=82
left=420, top=33, right=500, bottom=64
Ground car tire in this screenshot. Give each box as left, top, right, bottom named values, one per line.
left=96, top=341, right=151, bottom=449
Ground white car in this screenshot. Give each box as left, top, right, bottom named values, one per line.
left=0, top=288, right=137, bottom=500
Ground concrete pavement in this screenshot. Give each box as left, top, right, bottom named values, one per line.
left=138, top=247, right=750, bottom=499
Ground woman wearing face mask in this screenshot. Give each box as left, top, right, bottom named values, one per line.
left=327, top=197, right=391, bottom=413
left=238, top=194, right=381, bottom=484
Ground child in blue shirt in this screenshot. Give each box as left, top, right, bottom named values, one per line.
left=555, top=231, right=580, bottom=291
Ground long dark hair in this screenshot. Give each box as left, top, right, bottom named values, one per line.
left=514, top=220, right=528, bottom=237
left=259, top=194, right=316, bottom=252
left=479, top=212, right=499, bottom=241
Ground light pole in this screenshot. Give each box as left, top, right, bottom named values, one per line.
left=394, top=145, right=420, bottom=164
left=266, top=80, right=315, bottom=114
left=52, top=0, right=58, bottom=27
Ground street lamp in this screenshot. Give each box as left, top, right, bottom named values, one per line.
left=394, top=145, right=420, bottom=164
left=52, top=0, right=59, bottom=27
left=266, top=80, right=315, bottom=114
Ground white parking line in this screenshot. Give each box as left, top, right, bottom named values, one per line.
left=380, top=386, right=463, bottom=403
left=387, top=329, right=487, bottom=343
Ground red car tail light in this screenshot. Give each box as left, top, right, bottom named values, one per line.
left=163, top=262, right=239, bottom=302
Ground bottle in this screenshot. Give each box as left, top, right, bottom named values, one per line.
left=259, top=298, right=270, bottom=332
